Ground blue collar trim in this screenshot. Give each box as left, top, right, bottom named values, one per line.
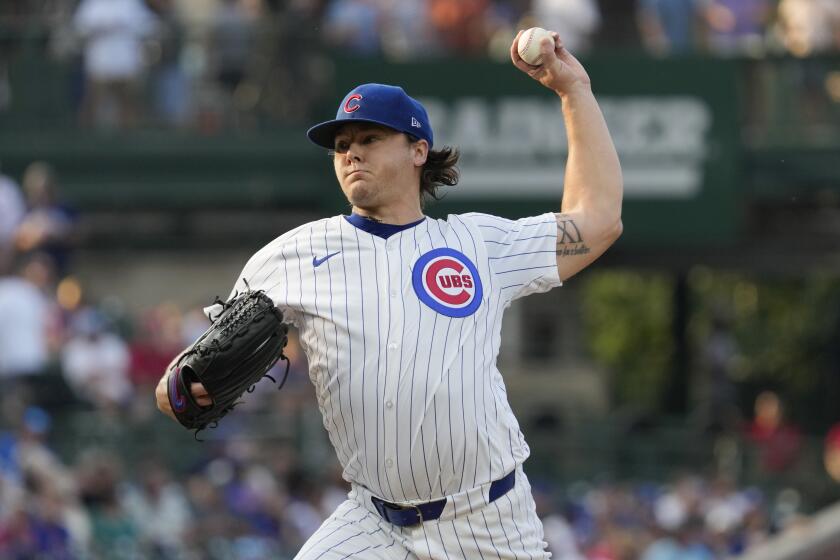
left=344, top=213, right=426, bottom=239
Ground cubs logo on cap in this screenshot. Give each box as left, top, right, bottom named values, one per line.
left=412, top=248, right=483, bottom=318
left=344, top=94, right=362, bottom=113
left=307, top=83, right=434, bottom=148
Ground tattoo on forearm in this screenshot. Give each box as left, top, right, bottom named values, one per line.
left=556, top=245, right=591, bottom=257
left=556, top=219, right=591, bottom=257
left=557, top=220, right=583, bottom=244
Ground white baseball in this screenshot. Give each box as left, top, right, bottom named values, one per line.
left=517, top=27, right=553, bottom=66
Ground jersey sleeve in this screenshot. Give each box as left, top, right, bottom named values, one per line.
left=203, top=231, right=303, bottom=327
left=463, top=212, right=561, bottom=301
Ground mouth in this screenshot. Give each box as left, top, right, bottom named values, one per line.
left=346, top=170, right=367, bottom=179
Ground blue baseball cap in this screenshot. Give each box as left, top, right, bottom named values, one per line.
left=307, top=83, right=433, bottom=149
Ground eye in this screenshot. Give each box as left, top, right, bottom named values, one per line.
left=333, top=140, right=350, bottom=154
left=361, top=134, right=379, bottom=145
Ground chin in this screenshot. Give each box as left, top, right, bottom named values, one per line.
left=345, top=181, right=377, bottom=207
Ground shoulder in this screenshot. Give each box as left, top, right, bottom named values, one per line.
left=454, top=213, right=518, bottom=238
left=457, top=212, right=518, bottom=228
left=248, top=217, right=337, bottom=260
left=453, top=212, right=557, bottom=235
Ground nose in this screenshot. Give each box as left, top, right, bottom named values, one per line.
left=343, top=146, right=362, bottom=163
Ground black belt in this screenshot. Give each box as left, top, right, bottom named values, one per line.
left=370, top=470, right=516, bottom=527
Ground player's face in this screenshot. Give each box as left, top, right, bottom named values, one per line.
left=332, top=123, right=425, bottom=212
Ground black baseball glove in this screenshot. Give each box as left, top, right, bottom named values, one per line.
left=166, top=287, right=289, bottom=435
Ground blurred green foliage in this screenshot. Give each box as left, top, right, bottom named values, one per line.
left=688, top=269, right=840, bottom=407
left=581, top=269, right=840, bottom=424
left=580, top=270, right=674, bottom=409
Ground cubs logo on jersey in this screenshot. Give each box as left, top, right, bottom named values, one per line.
left=412, top=247, right=483, bottom=318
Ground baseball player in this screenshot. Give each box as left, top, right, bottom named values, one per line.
left=156, top=29, right=622, bottom=558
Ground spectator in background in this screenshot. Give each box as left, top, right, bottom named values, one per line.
left=379, top=0, right=440, bottom=59
left=654, top=476, right=703, bottom=533
left=0, top=167, right=25, bottom=272
left=209, top=0, right=260, bottom=129
left=638, top=0, right=701, bottom=55
left=145, top=0, right=190, bottom=127
left=428, top=0, right=492, bottom=54
left=532, top=485, right=586, bottom=560
left=641, top=516, right=715, bottom=560
left=61, top=308, right=132, bottom=412
left=15, top=162, right=79, bottom=278
left=823, top=423, right=840, bottom=483
left=184, top=472, right=240, bottom=557
left=702, top=476, right=751, bottom=538
left=698, top=0, right=773, bottom=56
left=129, top=303, right=186, bottom=389
left=746, top=390, right=803, bottom=474
left=0, top=256, right=53, bottom=406
left=776, top=0, right=840, bottom=56
left=73, top=0, right=157, bottom=128
left=75, top=449, right=140, bottom=559
left=283, top=469, right=326, bottom=546
left=774, top=0, right=840, bottom=127
left=242, top=0, right=329, bottom=124
left=531, top=0, right=601, bottom=54
left=698, top=314, right=741, bottom=434
left=322, top=0, right=383, bottom=55
left=121, top=459, right=190, bottom=558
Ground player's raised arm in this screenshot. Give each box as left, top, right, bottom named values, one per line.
left=511, top=29, right=623, bottom=282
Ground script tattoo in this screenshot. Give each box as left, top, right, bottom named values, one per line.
left=556, top=218, right=591, bottom=257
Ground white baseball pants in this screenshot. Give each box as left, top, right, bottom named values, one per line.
left=294, top=465, right=550, bottom=559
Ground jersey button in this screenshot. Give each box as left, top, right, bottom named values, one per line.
left=385, top=400, right=393, bottom=409
left=388, top=342, right=399, bottom=351
left=390, top=290, right=397, bottom=298
left=385, top=458, right=394, bottom=468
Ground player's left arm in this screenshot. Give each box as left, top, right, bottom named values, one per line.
left=511, top=29, right=623, bottom=282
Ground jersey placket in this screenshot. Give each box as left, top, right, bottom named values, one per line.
left=380, top=233, right=403, bottom=498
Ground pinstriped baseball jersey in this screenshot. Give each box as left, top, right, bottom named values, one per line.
left=219, top=211, right=561, bottom=503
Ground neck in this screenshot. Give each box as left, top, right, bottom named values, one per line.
left=351, top=203, right=424, bottom=225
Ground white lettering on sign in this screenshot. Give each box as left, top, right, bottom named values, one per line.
left=420, top=96, right=712, bottom=199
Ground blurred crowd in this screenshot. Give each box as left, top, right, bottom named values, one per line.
left=0, top=0, right=839, bottom=129
left=0, top=405, right=352, bottom=559
left=0, top=398, right=820, bottom=560
left=536, top=473, right=805, bottom=560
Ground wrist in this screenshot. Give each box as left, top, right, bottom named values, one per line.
left=556, top=81, right=593, bottom=102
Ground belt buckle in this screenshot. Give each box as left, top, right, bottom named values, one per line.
left=409, top=503, right=424, bottom=525
left=373, top=497, right=424, bottom=527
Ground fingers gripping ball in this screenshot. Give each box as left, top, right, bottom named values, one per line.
left=517, top=27, right=553, bottom=66
left=167, top=287, right=290, bottom=436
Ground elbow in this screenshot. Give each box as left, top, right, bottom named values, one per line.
left=601, top=217, right=623, bottom=247
left=611, top=218, right=624, bottom=243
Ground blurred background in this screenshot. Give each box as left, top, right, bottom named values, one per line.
left=1, top=0, right=840, bottom=558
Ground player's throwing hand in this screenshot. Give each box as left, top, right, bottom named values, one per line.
left=510, top=29, right=591, bottom=97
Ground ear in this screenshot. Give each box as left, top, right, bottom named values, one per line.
left=412, top=139, right=429, bottom=167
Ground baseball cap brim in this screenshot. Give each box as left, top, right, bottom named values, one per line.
left=307, top=117, right=404, bottom=149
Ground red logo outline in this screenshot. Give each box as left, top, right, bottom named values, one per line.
left=344, top=94, right=362, bottom=113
